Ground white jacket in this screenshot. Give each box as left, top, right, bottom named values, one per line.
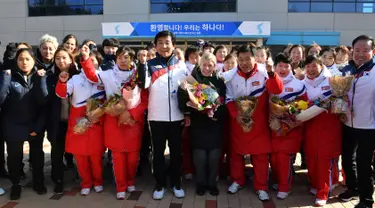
left=303, top=68, right=332, bottom=102
left=96, top=65, right=135, bottom=99
left=273, top=72, right=306, bottom=102
left=345, top=64, right=375, bottom=129
left=326, top=64, right=342, bottom=77
left=185, top=61, right=195, bottom=75
left=59, top=72, right=105, bottom=108
left=144, top=56, right=187, bottom=122
left=225, top=66, right=269, bottom=103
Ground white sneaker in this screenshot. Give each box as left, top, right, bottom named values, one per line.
left=315, top=198, right=327, bottom=206
left=127, top=186, right=136, bottom=193
left=256, top=190, right=270, bottom=201
left=94, top=186, right=103, bottom=193
left=310, top=188, right=317, bottom=196
left=272, top=184, right=278, bottom=191
left=80, top=188, right=91, bottom=196
left=228, top=182, right=241, bottom=194
left=0, top=188, right=5, bottom=196
left=173, top=187, right=185, bottom=198
left=117, top=192, right=126, bottom=200
left=184, top=173, right=193, bottom=180
left=153, top=187, right=165, bottom=200
left=277, top=191, right=290, bottom=200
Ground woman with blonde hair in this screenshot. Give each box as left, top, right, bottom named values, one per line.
left=178, top=53, right=226, bottom=196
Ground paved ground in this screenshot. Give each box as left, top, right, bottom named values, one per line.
left=0, top=140, right=365, bottom=208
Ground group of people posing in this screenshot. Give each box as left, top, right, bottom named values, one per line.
left=0, top=30, right=374, bottom=208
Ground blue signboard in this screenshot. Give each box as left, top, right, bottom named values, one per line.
left=102, top=21, right=271, bottom=39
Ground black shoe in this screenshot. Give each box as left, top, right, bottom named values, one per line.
left=10, top=185, right=21, bottom=200
left=209, top=186, right=219, bottom=196
left=33, top=184, right=47, bottom=195
left=354, top=202, right=373, bottom=208
left=54, top=183, right=64, bottom=194
left=339, top=190, right=359, bottom=202
left=196, top=186, right=206, bottom=196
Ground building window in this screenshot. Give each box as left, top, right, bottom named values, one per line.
left=288, top=0, right=375, bottom=13
left=150, top=0, right=237, bottom=13
left=28, top=0, right=103, bottom=16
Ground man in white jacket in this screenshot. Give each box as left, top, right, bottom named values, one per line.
left=138, top=31, right=187, bottom=200
left=340, top=35, right=375, bottom=208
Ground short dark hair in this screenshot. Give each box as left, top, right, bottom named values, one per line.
left=256, top=46, right=271, bottom=59
left=154, top=31, right=176, bottom=45
left=320, top=47, right=336, bottom=60
left=237, top=44, right=255, bottom=57
left=184, top=45, right=201, bottom=61
left=90, top=50, right=103, bottom=66
left=16, top=48, right=36, bottom=61
left=352, top=35, right=375, bottom=49
left=224, top=54, right=236, bottom=63
left=289, top=45, right=305, bottom=58
left=274, top=53, right=290, bottom=66
left=305, top=55, right=323, bottom=66
left=335, top=45, right=349, bottom=55
left=82, top=39, right=95, bottom=46
left=203, top=41, right=215, bottom=50
left=102, top=38, right=120, bottom=48
left=213, top=45, right=227, bottom=56
left=116, top=46, right=135, bottom=61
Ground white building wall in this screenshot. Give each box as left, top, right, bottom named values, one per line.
left=0, top=0, right=375, bottom=56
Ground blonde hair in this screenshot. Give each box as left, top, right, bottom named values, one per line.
left=39, top=34, right=59, bottom=50
left=199, top=52, right=217, bottom=68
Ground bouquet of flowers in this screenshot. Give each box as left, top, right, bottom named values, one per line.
left=329, top=75, right=354, bottom=116
left=295, top=98, right=329, bottom=122
left=269, top=96, right=308, bottom=135
left=121, top=69, right=141, bottom=110
left=104, top=94, right=127, bottom=117
left=181, top=76, right=222, bottom=118
left=73, top=98, right=105, bottom=134
left=235, top=96, right=258, bottom=132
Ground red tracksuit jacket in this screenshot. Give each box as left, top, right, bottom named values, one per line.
left=225, top=65, right=283, bottom=155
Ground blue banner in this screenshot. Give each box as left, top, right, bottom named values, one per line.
left=102, top=21, right=271, bottom=38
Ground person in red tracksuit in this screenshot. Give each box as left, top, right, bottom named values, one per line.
left=269, top=53, right=308, bottom=200
left=303, top=55, right=342, bottom=207
left=80, top=45, right=148, bottom=200
left=225, top=45, right=283, bottom=201
left=56, top=51, right=105, bottom=196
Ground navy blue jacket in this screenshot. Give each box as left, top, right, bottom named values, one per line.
left=0, top=68, right=48, bottom=142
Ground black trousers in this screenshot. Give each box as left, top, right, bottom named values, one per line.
left=7, top=136, right=45, bottom=186
left=355, top=128, right=375, bottom=205
left=149, top=121, right=183, bottom=188
left=341, top=125, right=358, bottom=191
left=193, top=148, right=221, bottom=188
left=50, top=121, right=68, bottom=185
left=0, top=138, right=5, bottom=171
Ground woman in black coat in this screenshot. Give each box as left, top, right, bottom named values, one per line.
left=0, top=48, right=48, bottom=200
left=178, top=53, right=226, bottom=196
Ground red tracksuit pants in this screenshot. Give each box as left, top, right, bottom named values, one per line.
left=270, top=153, right=294, bottom=193
left=306, top=157, right=339, bottom=200
left=75, top=154, right=103, bottom=189
left=230, top=153, right=269, bottom=191
left=182, top=127, right=194, bottom=175
left=112, top=151, right=139, bottom=193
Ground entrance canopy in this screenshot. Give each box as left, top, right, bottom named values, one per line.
left=101, top=21, right=271, bottom=39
